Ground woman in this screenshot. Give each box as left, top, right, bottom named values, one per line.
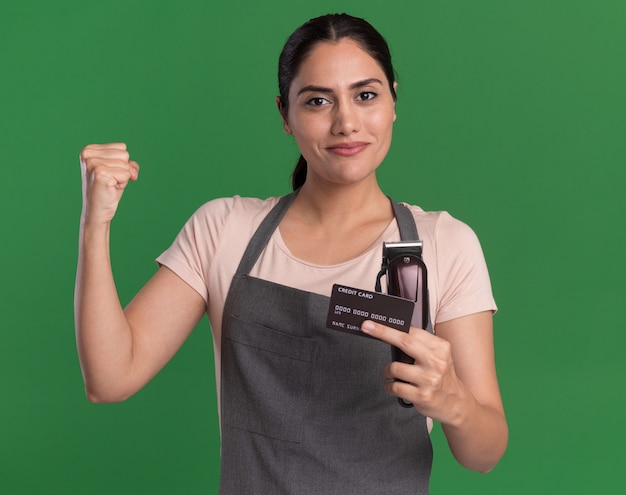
left=76, top=14, right=507, bottom=494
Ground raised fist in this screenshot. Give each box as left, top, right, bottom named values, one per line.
left=79, top=143, right=140, bottom=225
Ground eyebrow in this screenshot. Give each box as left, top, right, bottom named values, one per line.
left=296, top=78, right=384, bottom=96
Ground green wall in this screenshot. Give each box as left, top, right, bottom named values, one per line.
left=1, top=1, right=624, bottom=493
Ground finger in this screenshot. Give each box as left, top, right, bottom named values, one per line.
left=84, top=159, right=139, bottom=195
left=383, top=361, right=441, bottom=394
left=82, top=142, right=128, bottom=152
left=383, top=379, right=425, bottom=407
left=83, top=157, right=135, bottom=174
left=92, top=169, right=133, bottom=196
left=129, top=160, right=140, bottom=181
left=361, top=321, right=413, bottom=360
left=81, top=147, right=130, bottom=163
left=384, top=360, right=420, bottom=381
left=382, top=363, right=438, bottom=398
left=91, top=163, right=136, bottom=189
left=361, top=320, right=438, bottom=357
left=362, top=320, right=447, bottom=365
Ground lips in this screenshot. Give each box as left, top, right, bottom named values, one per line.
left=327, top=142, right=369, bottom=157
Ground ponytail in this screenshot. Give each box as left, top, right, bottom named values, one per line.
left=291, top=154, right=307, bottom=191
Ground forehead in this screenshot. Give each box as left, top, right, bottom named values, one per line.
left=292, top=38, right=386, bottom=88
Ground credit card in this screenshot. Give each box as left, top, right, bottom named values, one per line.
left=326, top=284, right=414, bottom=337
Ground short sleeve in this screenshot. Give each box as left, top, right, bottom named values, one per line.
left=156, top=197, right=237, bottom=304
left=432, top=212, right=497, bottom=323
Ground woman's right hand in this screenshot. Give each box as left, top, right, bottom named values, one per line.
left=79, top=143, right=140, bottom=225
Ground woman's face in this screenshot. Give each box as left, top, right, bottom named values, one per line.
left=281, top=38, right=397, bottom=187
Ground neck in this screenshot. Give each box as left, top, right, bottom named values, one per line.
left=294, top=175, right=392, bottom=225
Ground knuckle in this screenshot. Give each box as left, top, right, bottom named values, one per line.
left=91, top=165, right=107, bottom=180
left=439, top=339, right=452, bottom=355
left=388, top=361, right=400, bottom=376
left=79, top=144, right=130, bottom=161
left=388, top=381, right=402, bottom=396
left=398, top=332, right=413, bottom=350
left=80, top=143, right=101, bottom=156
left=432, top=360, right=448, bottom=378
left=418, top=388, right=434, bottom=404
left=83, top=157, right=97, bottom=171
left=427, top=375, right=442, bottom=390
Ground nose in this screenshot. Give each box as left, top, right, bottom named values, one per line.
left=331, top=100, right=359, bottom=136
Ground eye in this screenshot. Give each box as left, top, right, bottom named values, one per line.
left=305, top=97, right=330, bottom=107
left=357, top=91, right=377, bottom=101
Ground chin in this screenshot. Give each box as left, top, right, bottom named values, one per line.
left=326, top=169, right=379, bottom=187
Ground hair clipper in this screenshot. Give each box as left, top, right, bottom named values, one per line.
left=375, top=241, right=430, bottom=407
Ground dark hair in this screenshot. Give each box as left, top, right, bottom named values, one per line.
left=278, top=14, right=397, bottom=191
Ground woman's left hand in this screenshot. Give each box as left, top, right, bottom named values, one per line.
left=361, top=320, right=472, bottom=425
left=363, top=312, right=508, bottom=472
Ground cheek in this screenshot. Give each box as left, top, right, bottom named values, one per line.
left=369, top=109, right=395, bottom=138
left=291, top=116, right=326, bottom=144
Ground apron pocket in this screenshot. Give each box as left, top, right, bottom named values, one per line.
left=222, top=316, right=318, bottom=443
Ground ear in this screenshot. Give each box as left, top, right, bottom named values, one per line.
left=392, top=82, right=398, bottom=122
left=276, top=96, right=292, bottom=134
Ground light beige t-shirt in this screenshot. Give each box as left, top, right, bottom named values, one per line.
left=157, top=195, right=496, bottom=373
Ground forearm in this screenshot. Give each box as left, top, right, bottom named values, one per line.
left=361, top=315, right=508, bottom=473
left=441, top=387, right=508, bottom=473
left=74, top=220, right=135, bottom=402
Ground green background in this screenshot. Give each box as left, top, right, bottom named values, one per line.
left=1, top=0, right=624, bottom=493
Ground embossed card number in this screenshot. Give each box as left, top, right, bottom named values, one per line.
left=326, top=284, right=414, bottom=337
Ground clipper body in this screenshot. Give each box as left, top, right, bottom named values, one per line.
left=376, top=241, right=430, bottom=407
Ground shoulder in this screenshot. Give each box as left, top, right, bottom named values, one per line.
left=399, top=203, right=496, bottom=322
left=168, top=195, right=283, bottom=254
left=157, top=195, right=284, bottom=295
left=186, top=195, right=281, bottom=231
left=399, top=203, right=480, bottom=246
left=399, top=203, right=488, bottom=281
left=193, top=195, right=281, bottom=220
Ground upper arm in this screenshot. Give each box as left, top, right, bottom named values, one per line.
left=435, top=311, right=504, bottom=413
left=123, top=265, right=207, bottom=390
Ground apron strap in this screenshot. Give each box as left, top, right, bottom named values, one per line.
left=390, top=198, right=420, bottom=242
left=233, top=192, right=298, bottom=276
left=389, top=199, right=434, bottom=334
